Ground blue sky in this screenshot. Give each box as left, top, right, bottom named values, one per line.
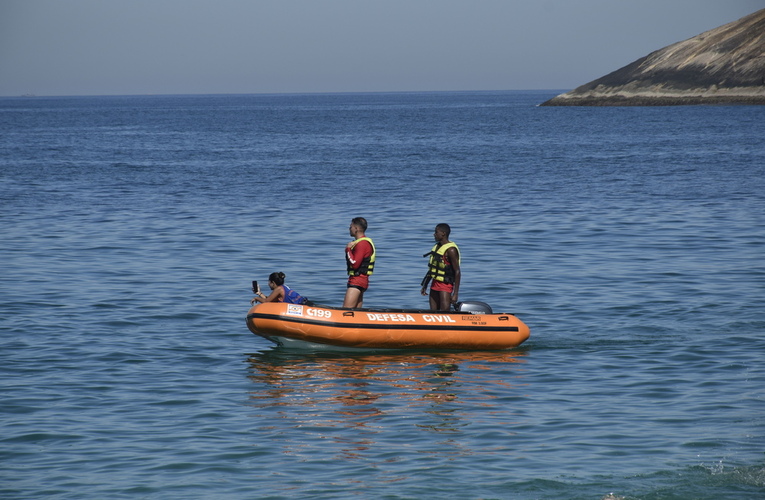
left=0, top=0, right=762, bottom=96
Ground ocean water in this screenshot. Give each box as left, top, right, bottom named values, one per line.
left=1, top=91, right=763, bottom=499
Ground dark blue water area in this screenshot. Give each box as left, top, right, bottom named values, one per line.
left=1, top=92, right=764, bottom=499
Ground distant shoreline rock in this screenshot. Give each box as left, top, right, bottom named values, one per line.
left=541, top=9, right=765, bottom=106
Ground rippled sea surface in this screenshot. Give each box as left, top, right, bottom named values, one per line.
left=2, top=92, right=764, bottom=499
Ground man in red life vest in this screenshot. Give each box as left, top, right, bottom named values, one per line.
left=343, top=217, right=375, bottom=308
left=421, top=223, right=461, bottom=311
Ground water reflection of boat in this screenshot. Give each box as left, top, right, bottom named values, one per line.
left=245, top=349, right=529, bottom=436
left=245, top=349, right=528, bottom=408
left=246, top=302, right=531, bottom=350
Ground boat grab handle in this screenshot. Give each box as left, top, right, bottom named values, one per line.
left=343, top=311, right=355, bottom=317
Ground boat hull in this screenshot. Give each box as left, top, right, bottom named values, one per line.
left=246, top=302, right=530, bottom=350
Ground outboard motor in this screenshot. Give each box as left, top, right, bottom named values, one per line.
left=455, top=301, right=493, bottom=314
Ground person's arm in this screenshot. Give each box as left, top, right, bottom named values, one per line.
left=250, top=285, right=285, bottom=305
left=420, top=274, right=432, bottom=296
left=346, top=240, right=370, bottom=272
left=421, top=249, right=433, bottom=295
left=446, top=247, right=461, bottom=304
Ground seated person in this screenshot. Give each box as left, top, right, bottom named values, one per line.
left=251, top=272, right=309, bottom=305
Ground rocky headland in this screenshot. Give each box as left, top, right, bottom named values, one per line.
left=541, top=9, right=765, bottom=106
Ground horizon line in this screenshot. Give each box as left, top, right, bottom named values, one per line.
left=2, top=88, right=568, bottom=99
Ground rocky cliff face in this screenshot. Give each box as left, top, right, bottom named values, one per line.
left=541, top=9, right=765, bottom=106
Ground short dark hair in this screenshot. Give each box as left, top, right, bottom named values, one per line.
left=351, top=217, right=368, bottom=232
left=436, top=223, right=451, bottom=237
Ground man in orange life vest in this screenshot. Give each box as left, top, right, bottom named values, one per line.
left=421, top=223, right=461, bottom=311
left=343, top=217, right=375, bottom=308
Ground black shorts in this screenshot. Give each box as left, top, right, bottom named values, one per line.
left=347, top=284, right=367, bottom=292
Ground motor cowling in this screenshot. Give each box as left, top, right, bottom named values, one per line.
left=456, top=301, right=493, bottom=314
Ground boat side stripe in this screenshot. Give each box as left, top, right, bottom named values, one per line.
left=247, top=313, right=520, bottom=332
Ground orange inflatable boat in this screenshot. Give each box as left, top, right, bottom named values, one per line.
left=246, top=301, right=530, bottom=350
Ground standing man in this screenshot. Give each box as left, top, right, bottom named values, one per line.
left=344, top=217, right=375, bottom=308
left=421, top=223, right=461, bottom=311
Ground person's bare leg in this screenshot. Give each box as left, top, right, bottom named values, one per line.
left=429, top=289, right=436, bottom=310
left=343, top=287, right=363, bottom=308
left=438, top=291, right=452, bottom=311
